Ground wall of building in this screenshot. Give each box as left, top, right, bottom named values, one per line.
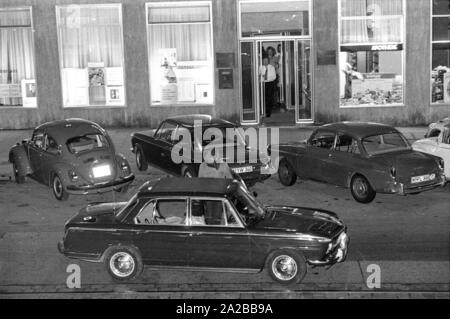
left=0, top=0, right=449, bottom=129
left=313, top=0, right=450, bottom=126
left=0, top=0, right=240, bottom=129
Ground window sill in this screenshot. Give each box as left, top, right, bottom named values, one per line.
left=431, top=102, right=450, bottom=107
left=150, top=103, right=214, bottom=107
left=339, top=104, right=405, bottom=109
left=63, top=105, right=127, bottom=109
left=0, top=106, right=37, bottom=109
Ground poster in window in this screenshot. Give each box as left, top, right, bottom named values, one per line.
left=88, top=63, right=105, bottom=87
left=62, top=68, right=89, bottom=107
left=106, top=86, right=124, bottom=105
left=106, top=67, right=124, bottom=86
left=21, top=79, right=37, bottom=108
left=159, top=49, right=178, bottom=104
left=444, top=72, right=450, bottom=103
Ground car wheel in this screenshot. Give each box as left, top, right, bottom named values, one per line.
left=12, top=160, right=25, bottom=184
left=135, top=144, right=148, bottom=171
left=267, top=250, right=307, bottom=285
left=182, top=166, right=197, bottom=178
left=350, top=174, right=376, bottom=204
left=278, top=158, right=297, bottom=186
left=52, top=174, right=69, bottom=201
left=105, top=246, right=143, bottom=282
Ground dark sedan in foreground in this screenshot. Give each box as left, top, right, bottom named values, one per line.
left=275, top=122, right=446, bottom=203
left=9, top=118, right=134, bottom=200
left=130, top=114, right=271, bottom=186
left=58, top=178, right=348, bottom=285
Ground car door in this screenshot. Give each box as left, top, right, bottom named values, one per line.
left=152, top=121, right=179, bottom=173
left=28, top=129, right=45, bottom=182
left=186, top=198, right=251, bottom=269
left=300, top=130, right=336, bottom=181
left=130, top=197, right=190, bottom=266
left=40, top=134, right=60, bottom=185
left=326, top=133, right=361, bottom=186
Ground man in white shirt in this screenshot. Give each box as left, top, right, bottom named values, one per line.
left=198, top=152, right=234, bottom=179
left=259, top=57, right=277, bottom=117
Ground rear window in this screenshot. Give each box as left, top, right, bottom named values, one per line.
left=362, top=132, right=410, bottom=155
left=67, top=133, right=109, bottom=154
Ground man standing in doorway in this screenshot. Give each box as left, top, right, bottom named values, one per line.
left=259, top=56, right=277, bottom=118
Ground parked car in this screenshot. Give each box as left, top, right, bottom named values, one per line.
left=58, top=177, right=349, bottom=285
left=274, top=122, right=446, bottom=203
left=9, top=118, right=134, bottom=200
left=130, top=114, right=271, bottom=186
left=412, top=119, right=450, bottom=181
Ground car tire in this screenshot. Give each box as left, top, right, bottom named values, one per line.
left=52, top=174, right=69, bottom=201
left=12, top=160, right=25, bottom=184
left=278, top=158, right=297, bottom=186
left=104, top=246, right=143, bottom=282
left=350, top=174, right=376, bottom=204
left=182, top=166, right=197, bottom=178
left=135, top=144, right=148, bottom=171
left=266, top=249, right=307, bottom=285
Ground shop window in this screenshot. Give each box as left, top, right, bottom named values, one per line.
left=147, top=1, right=214, bottom=105
left=0, top=8, right=37, bottom=108
left=431, top=0, right=450, bottom=104
left=239, top=0, right=310, bottom=38
left=56, top=5, right=125, bottom=107
left=339, top=0, right=404, bottom=107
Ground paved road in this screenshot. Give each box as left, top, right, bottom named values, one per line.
left=0, top=127, right=449, bottom=298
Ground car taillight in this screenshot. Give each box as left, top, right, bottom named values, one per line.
left=121, top=161, right=130, bottom=175
left=438, top=158, right=444, bottom=170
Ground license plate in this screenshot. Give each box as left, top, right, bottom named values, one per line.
left=232, top=166, right=253, bottom=174
left=411, top=174, right=435, bottom=184
left=93, top=165, right=111, bottom=178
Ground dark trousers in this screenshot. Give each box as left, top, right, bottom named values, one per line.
left=264, top=80, right=276, bottom=117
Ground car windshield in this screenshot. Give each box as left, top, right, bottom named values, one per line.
left=362, top=132, right=410, bottom=156
left=229, top=183, right=266, bottom=225
left=67, top=133, right=109, bottom=154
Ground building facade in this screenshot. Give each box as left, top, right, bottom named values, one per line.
left=0, top=0, right=449, bottom=129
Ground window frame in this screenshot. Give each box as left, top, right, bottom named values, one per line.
left=430, top=0, right=450, bottom=105
left=55, top=3, right=127, bottom=109
left=237, top=0, right=312, bottom=41
left=189, top=197, right=246, bottom=228
left=145, top=1, right=215, bottom=107
left=338, top=0, right=406, bottom=108
left=0, top=6, right=37, bottom=109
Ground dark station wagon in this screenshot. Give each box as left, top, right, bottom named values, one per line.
left=58, top=178, right=349, bottom=285
left=130, top=115, right=271, bottom=186
left=9, top=119, right=135, bottom=200
left=275, top=122, right=446, bottom=203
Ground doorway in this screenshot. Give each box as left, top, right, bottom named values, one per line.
left=240, top=39, right=313, bottom=125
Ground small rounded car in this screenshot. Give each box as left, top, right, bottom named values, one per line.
left=9, top=118, right=134, bottom=201
left=58, top=178, right=348, bottom=285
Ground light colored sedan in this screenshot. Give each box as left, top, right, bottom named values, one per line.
left=412, top=119, right=450, bottom=181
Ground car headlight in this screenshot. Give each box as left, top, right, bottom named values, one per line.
left=68, top=170, right=78, bottom=182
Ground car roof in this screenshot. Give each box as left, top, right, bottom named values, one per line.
left=319, top=122, right=398, bottom=139
left=35, top=119, right=105, bottom=142
left=138, top=178, right=235, bottom=197
left=165, top=114, right=236, bottom=128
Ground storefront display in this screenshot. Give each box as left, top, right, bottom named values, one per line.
left=147, top=2, right=214, bottom=105
left=339, top=0, right=404, bottom=107
left=57, top=4, right=125, bottom=107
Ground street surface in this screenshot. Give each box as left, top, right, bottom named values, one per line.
left=0, top=127, right=449, bottom=298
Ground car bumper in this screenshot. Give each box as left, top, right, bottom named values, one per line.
left=65, top=174, right=135, bottom=195
left=58, top=241, right=102, bottom=262
left=308, top=232, right=349, bottom=267
left=383, top=175, right=446, bottom=195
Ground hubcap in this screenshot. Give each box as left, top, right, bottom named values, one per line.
left=280, top=164, right=289, bottom=179
left=272, top=255, right=298, bottom=281
left=353, top=178, right=368, bottom=197
left=185, top=171, right=193, bottom=178
left=110, top=252, right=135, bottom=278
left=54, top=177, right=62, bottom=197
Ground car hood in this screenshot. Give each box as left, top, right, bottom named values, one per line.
left=67, top=202, right=127, bottom=226
left=251, top=206, right=345, bottom=239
